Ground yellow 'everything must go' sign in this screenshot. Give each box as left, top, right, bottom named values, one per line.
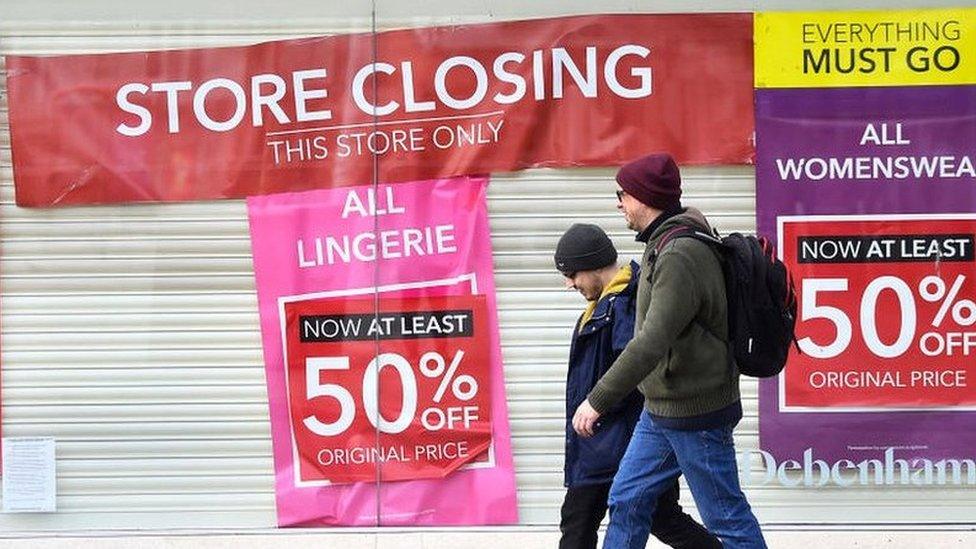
left=755, top=8, right=976, bottom=88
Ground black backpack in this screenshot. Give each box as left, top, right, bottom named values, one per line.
left=655, top=227, right=798, bottom=378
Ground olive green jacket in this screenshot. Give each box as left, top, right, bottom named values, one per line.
left=587, top=208, right=740, bottom=418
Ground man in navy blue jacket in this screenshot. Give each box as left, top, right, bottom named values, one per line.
left=555, top=223, right=719, bottom=549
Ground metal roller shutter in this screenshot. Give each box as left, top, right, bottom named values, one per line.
left=2, top=1, right=974, bottom=534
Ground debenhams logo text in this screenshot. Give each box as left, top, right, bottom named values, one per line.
left=738, top=448, right=976, bottom=487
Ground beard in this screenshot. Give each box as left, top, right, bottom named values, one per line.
left=626, top=216, right=641, bottom=232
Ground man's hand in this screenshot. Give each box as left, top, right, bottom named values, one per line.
left=572, top=399, right=601, bottom=438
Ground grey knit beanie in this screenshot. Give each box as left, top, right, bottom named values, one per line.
left=554, top=224, right=617, bottom=275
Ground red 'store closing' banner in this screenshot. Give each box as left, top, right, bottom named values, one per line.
left=5, top=14, right=754, bottom=207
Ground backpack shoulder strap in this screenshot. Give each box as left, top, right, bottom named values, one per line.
left=654, top=226, right=698, bottom=254
left=655, top=226, right=724, bottom=261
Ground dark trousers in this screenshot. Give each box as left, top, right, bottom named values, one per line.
left=559, top=478, right=721, bottom=549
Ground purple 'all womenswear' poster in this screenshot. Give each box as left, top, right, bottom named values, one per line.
left=757, top=85, right=976, bottom=465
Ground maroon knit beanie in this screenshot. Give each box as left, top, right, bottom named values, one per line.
left=615, top=153, right=682, bottom=210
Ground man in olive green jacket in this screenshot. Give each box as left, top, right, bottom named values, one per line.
left=572, top=153, right=766, bottom=549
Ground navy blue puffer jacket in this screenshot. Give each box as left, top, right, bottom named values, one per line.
left=564, top=261, right=644, bottom=487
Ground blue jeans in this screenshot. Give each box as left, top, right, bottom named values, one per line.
left=603, top=410, right=766, bottom=549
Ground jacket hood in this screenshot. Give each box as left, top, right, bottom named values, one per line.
left=579, top=261, right=638, bottom=330
left=649, top=207, right=712, bottom=243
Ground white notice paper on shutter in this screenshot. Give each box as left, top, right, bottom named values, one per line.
left=2, top=437, right=57, bottom=513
